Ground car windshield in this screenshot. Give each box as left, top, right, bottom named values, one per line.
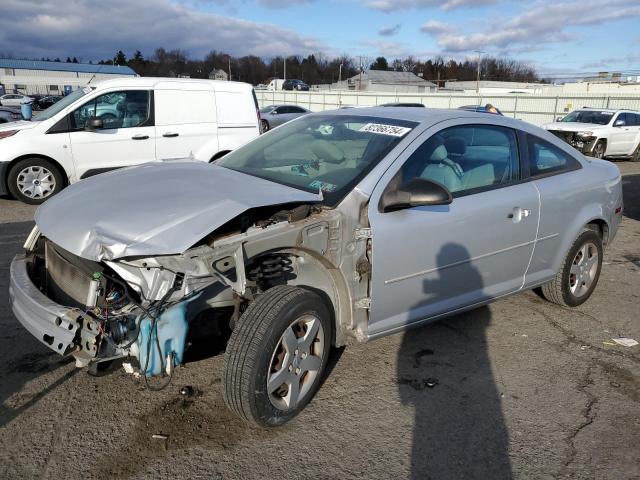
left=217, top=114, right=417, bottom=205
left=561, top=110, right=614, bottom=125
left=33, top=87, right=93, bottom=121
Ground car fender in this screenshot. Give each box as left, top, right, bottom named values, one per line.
left=548, top=203, right=611, bottom=275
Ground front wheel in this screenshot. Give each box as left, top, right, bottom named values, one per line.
left=261, top=119, right=270, bottom=132
left=592, top=140, right=606, bottom=159
left=538, top=230, right=603, bottom=307
left=223, top=285, right=332, bottom=427
left=7, top=158, right=65, bottom=204
left=630, top=143, right=640, bottom=162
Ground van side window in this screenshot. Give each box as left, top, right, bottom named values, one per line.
left=72, top=90, right=150, bottom=130
left=399, top=124, right=520, bottom=196
left=527, top=135, right=580, bottom=177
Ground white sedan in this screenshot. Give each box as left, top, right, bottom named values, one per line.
left=0, top=93, right=33, bottom=107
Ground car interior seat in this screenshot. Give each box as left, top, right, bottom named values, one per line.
left=419, top=141, right=464, bottom=193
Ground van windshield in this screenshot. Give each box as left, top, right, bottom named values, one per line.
left=33, top=87, right=93, bottom=121
left=217, top=114, right=417, bottom=206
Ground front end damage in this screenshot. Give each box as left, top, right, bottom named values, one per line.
left=10, top=200, right=370, bottom=381
left=547, top=129, right=598, bottom=155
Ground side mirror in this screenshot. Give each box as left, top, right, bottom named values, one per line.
left=380, top=178, right=452, bottom=213
left=556, top=116, right=563, bottom=122
left=270, top=110, right=278, bottom=115
left=613, top=119, right=625, bottom=127
left=85, top=116, right=103, bottom=131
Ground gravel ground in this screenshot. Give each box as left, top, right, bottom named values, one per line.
left=0, top=162, right=639, bottom=480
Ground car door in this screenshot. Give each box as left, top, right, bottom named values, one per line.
left=154, top=86, right=217, bottom=160
left=366, top=121, right=539, bottom=336
left=608, top=113, right=637, bottom=155
left=68, top=89, right=156, bottom=178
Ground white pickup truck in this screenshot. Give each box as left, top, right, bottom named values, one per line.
left=542, top=108, right=640, bottom=162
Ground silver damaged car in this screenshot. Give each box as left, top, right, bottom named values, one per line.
left=9, top=108, right=623, bottom=426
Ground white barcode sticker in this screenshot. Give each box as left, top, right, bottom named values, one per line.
left=359, top=123, right=412, bottom=137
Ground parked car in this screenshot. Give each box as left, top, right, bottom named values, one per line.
left=0, top=77, right=261, bottom=204
left=380, top=102, right=425, bottom=108
left=10, top=108, right=622, bottom=427
left=282, top=79, right=310, bottom=91
left=34, top=95, right=63, bottom=110
left=0, top=106, right=22, bottom=123
left=542, top=108, right=640, bottom=161
left=459, top=104, right=504, bottom=115
left=0, top=93, right=33, bottom=107
left=259, top=104, right=310, bottom=131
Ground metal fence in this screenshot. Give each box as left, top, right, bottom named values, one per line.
left=256, top=90, right=640, bottom=126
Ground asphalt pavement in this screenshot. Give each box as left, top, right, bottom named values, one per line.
left=0, top=163, right=639, bottom=480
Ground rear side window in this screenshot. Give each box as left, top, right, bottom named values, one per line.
left=527, top=135, right=580, bottom=177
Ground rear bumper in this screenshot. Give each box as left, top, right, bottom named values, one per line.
left=9, top=254, right=98, bottom=357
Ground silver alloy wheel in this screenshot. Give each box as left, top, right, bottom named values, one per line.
left=16, top=165, right=56, bottom=200
left=593, top=142, right=605, bottom=159
left=569, top=242, right=599, bottom=297
left=267, top=314, right=325, bottom=410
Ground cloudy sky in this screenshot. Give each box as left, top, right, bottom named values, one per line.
left=1, top=0, right=639, bottom=76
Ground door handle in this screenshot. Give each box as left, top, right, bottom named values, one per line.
left=162, top=132, right=179, bottom=138
left=131, top=134, right=149, bottom=140
left=508, top=207, right=531, bottom=222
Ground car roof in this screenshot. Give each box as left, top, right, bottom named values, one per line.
left=92, top=76, right=253, bottom=92
left=577, top=107, right=637, bottom=113
left=321, top=106, right=516, bottom=125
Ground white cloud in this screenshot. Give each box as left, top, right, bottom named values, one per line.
left=428, top=0, right=640, bottom=52
left=0, top=0, right=325, bottom=60
left=365, top=0, right=497, bottom=12
left=378, top=24, right=401, bottom=36
left=420, top=20, right=455, bottom=35
left=255, top=0, right=314, bottom=8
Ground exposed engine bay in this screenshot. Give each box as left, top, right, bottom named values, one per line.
left=19, top=199, right=369, bottom=387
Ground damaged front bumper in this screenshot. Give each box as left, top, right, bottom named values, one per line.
left=9, top=254, right=99, bottom=363
left=547, top=130, right=597, bottom=154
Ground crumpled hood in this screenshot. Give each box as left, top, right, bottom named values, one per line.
left=542, top=122, right=607, bottom=132
left=35, top=162, right=321, bottom=261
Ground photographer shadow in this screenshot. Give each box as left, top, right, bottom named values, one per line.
left=397, top=243, right=512, bottom=479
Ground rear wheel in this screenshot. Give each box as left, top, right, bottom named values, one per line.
left=7, top=158, right=65, bottom=204
left=223, top=285, right=332, bottom=427
left=538, top=230, right=603, bottom=307
left=592, top=140, right=606, bottom=159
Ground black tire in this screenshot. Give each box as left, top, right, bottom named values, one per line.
left=7, top=158, right=65, bottom=204
left=592, top=140, right=606, bottom=159
left=223, top=285, right=332, bottom=427
left=539, top=229, right=603, bottom=307
left=630, top=143, right=640, bottom=162
left=261, top=119, right=269, bottom=132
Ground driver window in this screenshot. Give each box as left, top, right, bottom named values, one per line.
left=399, top=124, right=520, bottom=196
left=72, top=90, right=150, bottom=130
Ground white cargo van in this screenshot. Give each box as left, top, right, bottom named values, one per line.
left=0, top=77, right=261, bottom=204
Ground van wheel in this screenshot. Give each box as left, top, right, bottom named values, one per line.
left=7, top=158, right=65, bottom=204
left=223, top=285, right=332, bottom=427
left=592, top=141, right=606, bottom=159
left=538, top=230, right=603, bottom=307
left=261, top=119, right=270, bottom=132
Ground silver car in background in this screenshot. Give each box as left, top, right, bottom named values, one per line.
left=260, top=104, right=310, bottom=131
left=10, top=108, right=622, bottom=428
